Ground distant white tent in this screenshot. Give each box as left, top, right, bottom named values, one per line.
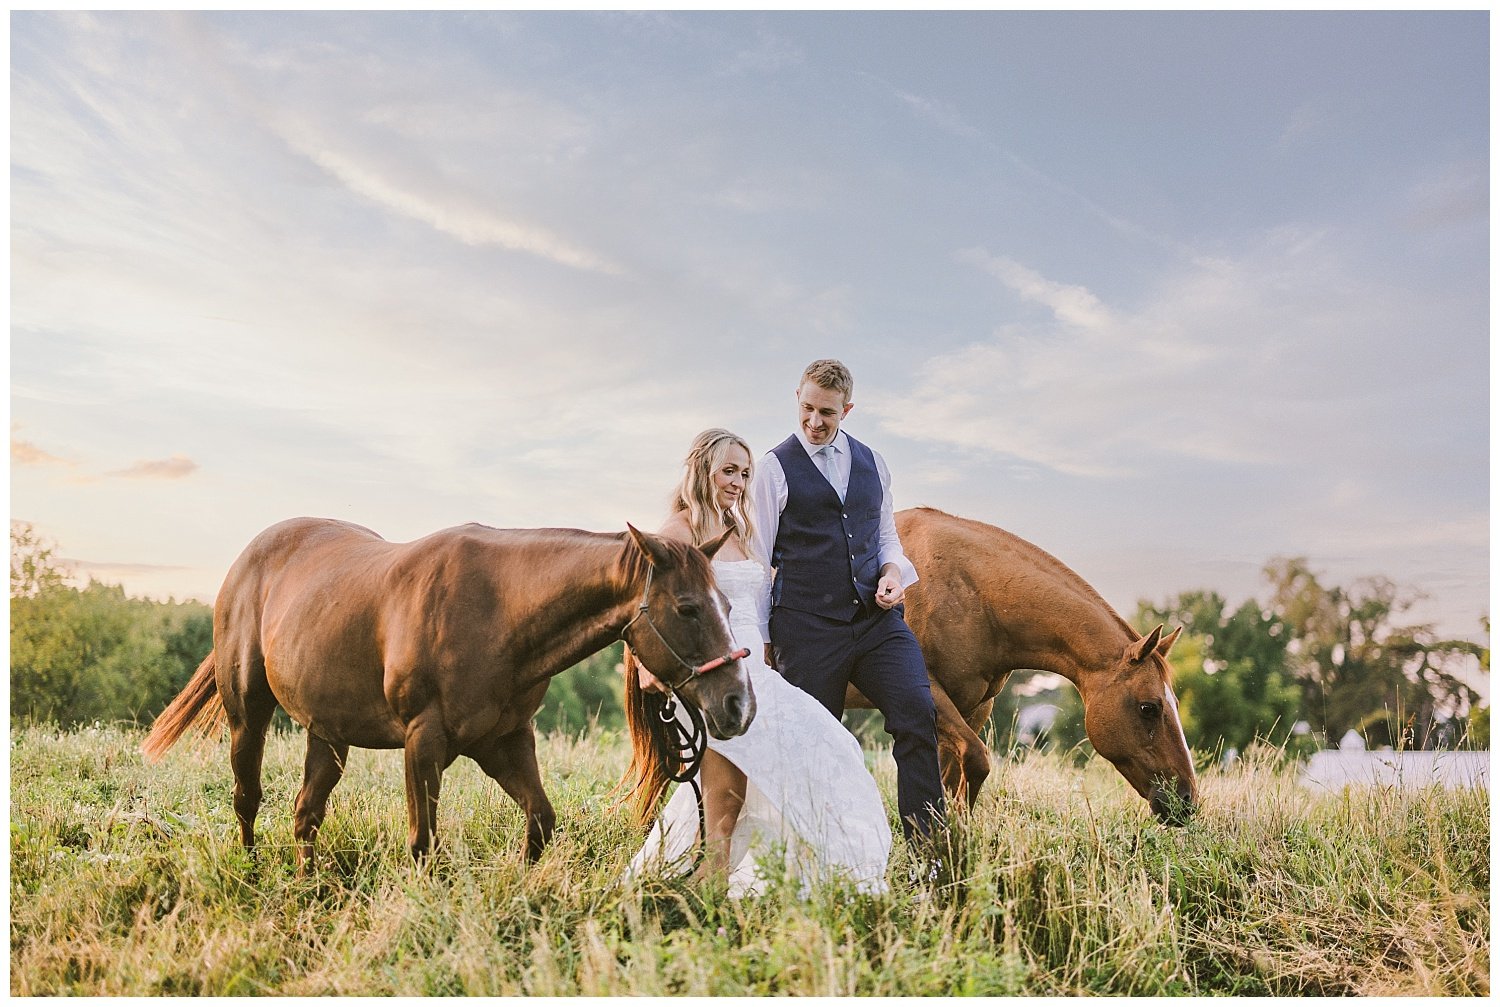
left=1301, top=749, right=1488, bottom=791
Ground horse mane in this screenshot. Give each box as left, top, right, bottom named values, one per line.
left=611, top=530, right=713, bottom=827
left=908, top=506, right=1153, bottom=652
left=613, top=529, right=704, bottom=587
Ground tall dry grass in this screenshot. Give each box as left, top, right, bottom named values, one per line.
left=8, top=723, right=1489, bottom=995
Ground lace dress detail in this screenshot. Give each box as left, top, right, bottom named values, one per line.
left=623, top=560, right=891, bottom=897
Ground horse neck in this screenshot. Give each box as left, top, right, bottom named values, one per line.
left=504, top=532, right=643, bottom=670
left=987, top=550, right=1137, bottom=696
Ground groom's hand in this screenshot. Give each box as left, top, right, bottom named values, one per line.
left=875, top=571, right=904, bottom=609
left=764, top=643, right=778, bottom=671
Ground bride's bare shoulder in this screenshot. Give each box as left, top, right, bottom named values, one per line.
left=656, top=510, right=694, bottom=545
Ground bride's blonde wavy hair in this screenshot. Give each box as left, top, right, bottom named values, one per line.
left=617, top=428, right=757, bottom=828
left=670, top=427, right=756, bottom=550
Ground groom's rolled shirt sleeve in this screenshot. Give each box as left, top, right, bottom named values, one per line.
left=873, top=451, right=919, bottom=588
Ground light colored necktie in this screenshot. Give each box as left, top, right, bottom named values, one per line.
left=816, top=445, right=843, bottom=501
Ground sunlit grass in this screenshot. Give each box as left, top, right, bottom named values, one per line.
left=9, top=724, right=1489, bottom=995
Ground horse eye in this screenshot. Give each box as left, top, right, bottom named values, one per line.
left=674, top=601, right=701, bottom=619
left=1139, top=701, right=1161, bottom=721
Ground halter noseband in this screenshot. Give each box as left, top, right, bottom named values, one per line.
left=619, top=565, right=750, bottom=692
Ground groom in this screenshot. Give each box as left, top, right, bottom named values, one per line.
left=749, top=359, right=946, bottom=841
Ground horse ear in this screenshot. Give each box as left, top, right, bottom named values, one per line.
left=1130, top=624, right=1165, bottom=664
left=700, top=527, right=734, bottom=559
left=1158, top=626, right=1183, bottom=657
left=626, top=524, right=673, bottom=568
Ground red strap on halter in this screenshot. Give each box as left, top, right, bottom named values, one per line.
left=693, top=647, right=750, bottom=676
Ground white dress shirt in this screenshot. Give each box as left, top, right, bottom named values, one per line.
left=748, top=429, right=919, bottom=636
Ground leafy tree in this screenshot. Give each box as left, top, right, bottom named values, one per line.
left=1134, top=590, right=1302, bottom=752
left=1466, top=705, right=1490, bottom=749
left=1265, top=557, right=1482, bottom=748
left=11, top=522, right=67, bottom=598
left=10, top=523, right=212, bottom=726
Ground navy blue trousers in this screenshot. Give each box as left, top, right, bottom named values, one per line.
left=769, top=603, right=946, bottom=840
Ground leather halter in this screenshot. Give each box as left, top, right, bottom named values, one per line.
left=619, top=565, right=750, bottom=691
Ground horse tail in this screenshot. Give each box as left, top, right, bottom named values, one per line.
left=141, top=652, right=227, bottom=763
left=612, top=644, right=683, bottom=828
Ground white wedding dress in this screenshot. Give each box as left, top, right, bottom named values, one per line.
left=623, top=559, right=891, bottom=897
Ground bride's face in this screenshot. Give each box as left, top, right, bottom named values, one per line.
left=711, top=444, right=752, bottom=513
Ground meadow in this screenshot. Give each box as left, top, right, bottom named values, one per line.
left=9, top=723, right=1490, bottom=996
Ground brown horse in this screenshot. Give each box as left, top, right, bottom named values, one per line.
left=850, top=507, right=1198, bottom=824
left=142, top=518, right=755, bottom=866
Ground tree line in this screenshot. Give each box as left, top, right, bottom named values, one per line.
left=10, top=523, right=1488, bottom=753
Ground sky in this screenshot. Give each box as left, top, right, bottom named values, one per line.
left=9, top=12, right=1491, bottom=684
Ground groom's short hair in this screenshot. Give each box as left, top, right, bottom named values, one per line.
left=801, top=359, right=853, bottom=401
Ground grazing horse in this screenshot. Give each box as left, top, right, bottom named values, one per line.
left=142, top=518, right=755, bottom=866
left=849, top=507, right=1198, bottom=824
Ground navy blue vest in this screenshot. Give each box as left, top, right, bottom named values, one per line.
left=770, top=434, right=883, bottom=622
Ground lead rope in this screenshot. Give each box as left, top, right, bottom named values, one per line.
left=658, top=693, right=709, bottom=867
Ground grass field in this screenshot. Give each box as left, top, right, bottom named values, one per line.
left=8, top=723, right=1490, bottom=996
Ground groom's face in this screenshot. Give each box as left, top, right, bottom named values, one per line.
left=797, top=381, right=853, bottom=446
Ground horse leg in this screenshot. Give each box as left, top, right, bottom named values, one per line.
left=965, top=698, right=998, bottom=807
left=293, top=732, right=349, bottom=872
left=931, top=682, right=991, bottom=811
left=227, top=693, right=277, bottom=853
left=402, top=710, right=453, bottom=861
left=468, top=725, right=556, bottom=861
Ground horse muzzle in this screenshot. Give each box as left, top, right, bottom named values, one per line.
left=698, top=674, right=756, bottom=740
left=1148, top=778, right=1198, bottom=826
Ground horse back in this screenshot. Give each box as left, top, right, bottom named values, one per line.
left=219, top=519, right=617, bottom=748
left=899, top=507, right=1104, bottom=713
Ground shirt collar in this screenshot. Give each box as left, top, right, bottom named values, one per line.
left=794, top=428, right=846, bottom=457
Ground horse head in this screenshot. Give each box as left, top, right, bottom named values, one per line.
left=623, top=525, right=756, bottom=740
left=1081, top=624, right=1198, bottom=825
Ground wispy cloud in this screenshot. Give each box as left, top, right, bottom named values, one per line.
left=1277, top=98, right=1333, bottom=151
left=956, top=249, right=1113, bottom=330
left=894, top=90, right=982, bottom=140
left=721, top=27, right=803, bottom=76
left=12, top=435, right=75, bottom=467
left=272, top=118, right=626, bottom=276
left=881, top=229, right=1449, bottom=482
left=106, top=454, right=198, bottom=480
left=1402, top=159, right=1487, bottom=231
left=872, top=76, right=1191, bottom=257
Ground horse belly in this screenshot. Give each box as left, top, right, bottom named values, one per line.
left=265, top=655, right=406, bottom=749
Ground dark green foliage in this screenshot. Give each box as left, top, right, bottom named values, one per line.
left=533, top=642, right=627, bottom=734
left=1135, top=589, right=1303, bottom=753
left=1264, top=557, right=1485, bottom=747
left=1137, top=560, right=1486, bottom=753
left=10, top=523, right=213, bottom=726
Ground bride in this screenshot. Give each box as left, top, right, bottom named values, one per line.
left=619, top=428, right=891, bottom=897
